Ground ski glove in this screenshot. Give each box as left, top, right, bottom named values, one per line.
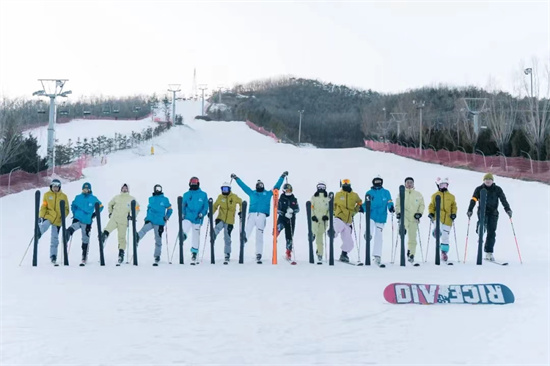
left=466, top=211, right=473, bottom=218
left=231, top=173, right=238, bottom=180
left=127, top=215, right=132, bottom=221
left=238, top=211, right=241, bottom=218
left=358, top=205, right=365, bottom=213
left=428, top=213, right=435, bottom=222
left=396, top=213, right=401, bottom=220
left=322, top=215, right=329, bottom=221
left=388, top=206, right=395, bottom=213
left=285, top=208, right=293, bottom=219
left=38, top=217, right=45, bottom=224
left=414, top=213, right=422, bottom=220
left=506, top=210, right=512, bottom=218
left=281, top=171, right=288, bottom=178
left=164, top=216, right=169, bottom=222
left=312, top=216, right=318, bottom=222
left=109, top=213, right=112, bottom=218
left=197, top=213, right=203, bottom=219
left=91, top=213, right=96, bottom=219
left=450, top=214, right=456, bottom=221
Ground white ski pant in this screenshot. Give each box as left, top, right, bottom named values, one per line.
left=182, top=219, right=201, bottom=253
left=245, top=212, right=267, bottom=256
left=39, top=220, right=60, bottom=257
left=137, top=222, right=164, bottom=257
left=433, top=223, right=452, bottom=251
left=334, top=218, right=354, bottom=253
left=369, top=220, right=385, bottom=258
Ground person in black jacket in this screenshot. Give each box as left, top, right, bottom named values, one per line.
left=467, top=173, right=512, bottom=261
left=277, top=183, right=300, bottom=260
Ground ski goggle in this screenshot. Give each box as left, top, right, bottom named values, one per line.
left=154, top=185, right=162, bottom=192
left=51, top=181, right=61, bottom=187
left=439, top=183, right=448, bottom=189
left=373, top=179, right=382, bottom=185
left=284, top=187, right=292, bottom=193
left=82, top=188, right=90, bottom=193
left=221, top=186, right=231, bottom=193
left=190, top=178, right=199, bottom=185
left=341, top=179, right=351, bottom=186
left=317, top=183, right=326, bottom=191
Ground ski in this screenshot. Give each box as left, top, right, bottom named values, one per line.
left=208, top=198, right=215, bottom=264
left=328, top=192, right=335, bottom=266
left=272, top=189, right=279, bottom=265
left=340, top=260, right=364, bottom=266
left=59, top=200, right=69, bottom=266
left=284, top=256, right=297, bottom=265
left=484, top=259, right=509, bottom=266
left=365, top=194, right=371, bottom=266
left=399, top=185, right=406, bottom=266
left=435, top=195, right=441, bottom=265
left=131, top=200, right=138, bottom=266
left=33, top=190, right=40, bottom=267
left=238, top=201, right=247, bottom=264
left=95, top=202, right=105, bottom=266
left=306, top=201, right=314, bottom=264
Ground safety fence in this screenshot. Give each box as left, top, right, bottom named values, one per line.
left=246, top=120, right=280, bottom=142
left=364, top=140, right=550, bottom=184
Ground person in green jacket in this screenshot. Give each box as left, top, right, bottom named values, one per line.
left=212, top=182, right=243, bottom=263
left=395, top=177, right=425, bottom=263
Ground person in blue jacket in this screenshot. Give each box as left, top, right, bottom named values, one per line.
left=231, top=171, right=287, bottom=263
left=66, top=182, right=103, bottom=264
left=181, top=177, right=209, bottom=262
left=361, top=175, right=394, bottom=265
left=136, top=184, right=173, bottom=264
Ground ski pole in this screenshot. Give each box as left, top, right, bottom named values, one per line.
left=464, top=218, right=471, bottom=263
left=390, top=213, right=395, bottom=263
left=200, top=220, right=209, bottom=264
left=425, top=220, right=432, bottom=262
left=392, top=225, right=399, bottom=264
left=126, top=223, right=130, bottom=264
left=324, top=222, right=328, bottom=263
left=452, top=222, right=460, bottom=263
left=352, top=218, right=360, bottom=263
left=165, top=222, right=169, bottom=264
left=417, top=222, right=424, bottom=263
left=169, top=236, right=178, bottom=264
left=509, top=217, right=523, bottom=264
left=19, top=236, right=35, bottom=266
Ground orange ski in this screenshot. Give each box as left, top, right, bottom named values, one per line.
left=272, top=188, right=279, bottom=264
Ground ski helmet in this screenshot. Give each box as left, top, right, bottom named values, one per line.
left=154, top=184, right=163, bottom=193
left=436, top=177, right=449, bottom=191
left=283, top=183, right=293, bottom=195
left=256, top=180, right=265, bottom=192
left=221, top=182, right=231, bottom=194
left=82, top=182, right=92, bottom=192
left=50, top=179, right=61, bottom=189
left=316, top=181, right=327, bottom=191
left=372, top=175, right=383, bottom=187
left=189, top=177, right=200, bottom=188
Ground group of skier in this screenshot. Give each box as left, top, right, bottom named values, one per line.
left=36, top=171, right=512, bottom=266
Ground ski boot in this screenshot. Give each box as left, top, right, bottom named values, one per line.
left=153, top=256, right=160, bottom=266
left=256, top=254, right=262, bottom=264
left=285, top=249, right=292, bottom=261
left=118, top=249, right=124, bottom=264
left=80, top=244, right=88, bottom=266
left=102, top=230, right=109, bottom=243
left=485, top=252, right=495, bottom=262
left=50, top=255, right=57, bottom=265
left=191, top=252, right=197, bottom=264
left=339, top=251, right=350, bottom=263
left=373, top=256, right=381, bottom=266
left=441, top=251, right=448, bottom=262
left=224, top=254, right=230, bottom=264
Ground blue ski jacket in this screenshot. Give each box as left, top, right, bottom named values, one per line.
left=145, top=193, right=173, bottom=226
left=362, top=186, right=394, bottom=224
left=235, top=176, right=284, bottom=216
left=71, top=192, right=103, bottom=225
left=182, top=188, right=209, bottom=225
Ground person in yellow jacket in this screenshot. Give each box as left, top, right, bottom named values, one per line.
left=101, top=183, right=140, bottom=264
left=212, top=182, right=243, bottom=263
left=333, top=179, right=362, bottom=263
left=310, top=181, right=330, bottom=263
left=427, top=177, right=457, bottom=262
left=395, top=177, right=425, bottom=263
left=38, top=178, right=70, bottom=264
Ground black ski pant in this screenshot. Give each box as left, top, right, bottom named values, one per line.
left=277, top=215, right=296, bottom=250
left=477, top=213, right=499, bottom=253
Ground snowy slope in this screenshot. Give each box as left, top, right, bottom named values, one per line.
left=1, top=101, right=549, bottom=365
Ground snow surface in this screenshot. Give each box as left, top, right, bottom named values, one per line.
left=2, top=100, right=549, bottom=365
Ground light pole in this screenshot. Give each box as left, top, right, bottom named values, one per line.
left=524, top=68, right=533, bottom=99
left=198, top=84, right=208, bottom=116
left=33, top=79, right=72, bottom=170
left=8, top=166, right=20, bottom=194
left=168, top=84, right=181, bottom=125
left=298, top=110, right=305, bottom=144
left=413, top=100, right=425, bottom=156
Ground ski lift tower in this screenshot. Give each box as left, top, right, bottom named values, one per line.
left=32, top=79, right=72, bottom=169
left=198, top=84, right=208, bottom=116
left=168, top=84, right=181, bottom=124
left=463, top=98, right=488, bottom=136
left=390, top=112, right=407, bottom=139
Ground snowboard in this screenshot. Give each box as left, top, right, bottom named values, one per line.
left=383, top=283, right=515, bottom=305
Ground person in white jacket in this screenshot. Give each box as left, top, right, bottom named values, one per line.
left=310, top=181, right=330, bottom=263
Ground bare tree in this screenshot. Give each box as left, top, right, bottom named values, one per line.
left=520, top=59, right=550, bottom=160
left=0, top=98, right=24, bottom=172
left=487, top=96, right=517, bottom=153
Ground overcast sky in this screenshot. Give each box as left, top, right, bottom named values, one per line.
left=0, top=0, right=548, bottom=99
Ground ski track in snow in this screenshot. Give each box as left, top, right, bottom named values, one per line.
left=2, top=100, right=549, bottom=365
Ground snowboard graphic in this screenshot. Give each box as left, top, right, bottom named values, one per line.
left=384, top=283, right=515, bottom=305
